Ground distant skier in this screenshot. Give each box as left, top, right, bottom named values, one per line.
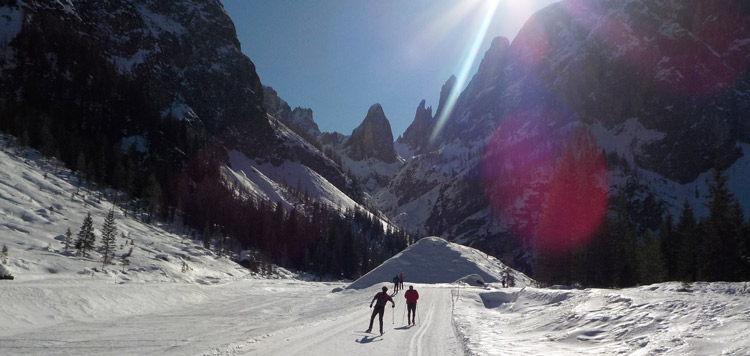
left=366, top=286, right=395, bottom=335
left=393, top=275, right=400, bottom=292
left=399, top=272, right=404, bottom=290
left=404, top=285, right=419, bottom=326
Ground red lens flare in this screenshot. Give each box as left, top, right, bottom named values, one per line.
left=482, top=113, right=608, bottom=253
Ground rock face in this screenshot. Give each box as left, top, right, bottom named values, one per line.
left=397, top=100, right=433, bottom=154
left=1, top=0, right=271, bottom=147
left=343, top=104, right=398, bottom=164
left=0, top=0, right=358, bottom=205
left=263, top=86, right=321, bottom=141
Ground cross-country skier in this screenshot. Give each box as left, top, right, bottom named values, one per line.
left=399, top=272, right=404, bottom=290
left=366, top=286, right=395, bottom=335
left=404, top=285, right=419, bottom=326
left=393, top=275, right=400, bottom=292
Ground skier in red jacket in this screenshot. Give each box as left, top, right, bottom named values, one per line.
left=404, top=285, right=419, bottom=326
left=366, top=286, right=395, bottom=335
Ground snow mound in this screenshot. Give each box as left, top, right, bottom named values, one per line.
left=455, top=273, right=485, bottom=286
left=347, top=236, right=534, bottom=289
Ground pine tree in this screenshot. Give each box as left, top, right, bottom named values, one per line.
left=75, top=213, right=96, bottom=258
left=657, top=213, right=678, bottom=280
left=144, top=173, right=162, bottom=221
left=63, top=227, right=73, bottom=251
left=740, top=215, right=750, bottom=280
left=675, top=201, right=700, bottom=281
left=699, top=165, right=742, bottom=281
left=202, top=222, right=211, bottom=250
left=636, top=229, right=667, bottom=285
left=100, top=209, right=118, bottom=266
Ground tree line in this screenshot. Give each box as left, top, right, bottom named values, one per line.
left=533, top=165, right=750, bottom=287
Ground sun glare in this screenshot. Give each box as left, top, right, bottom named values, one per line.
left=429, top=0, right=501, bottom=144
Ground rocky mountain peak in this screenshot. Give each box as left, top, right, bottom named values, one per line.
left=434, top=75, right=457, bottom=120
left=343, top=103, right=397, bottom=163
left=290, top=107, right=320, bottom=137
left=397, top=99, right=434, bottom=152
left=263, top=86, right=292, bottom=119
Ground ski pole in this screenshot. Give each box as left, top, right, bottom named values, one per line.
left=402, top=302, right=406, bottom=324
left=392, top=304, right=395, bottom=324
left=417, top=303, right=420, bottom=326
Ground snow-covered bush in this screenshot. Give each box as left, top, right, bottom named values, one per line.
left=0, top=264, right=14, bottom=280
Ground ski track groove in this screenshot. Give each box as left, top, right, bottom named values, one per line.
left=244, top=303, right=364, bottom=355
left=408, top=292, right=436, bottom=356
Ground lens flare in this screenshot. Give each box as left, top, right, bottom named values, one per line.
left=429, top=0, right=501, bottom=144
left=482, top=113, right=608, bottom=253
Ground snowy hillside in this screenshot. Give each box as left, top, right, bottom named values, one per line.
left=226, top=150, right=360, bottom=213
left=0, top=133, right=251, bottom=284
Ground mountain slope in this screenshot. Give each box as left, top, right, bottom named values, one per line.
left=377, top=0, right=750, bottom=266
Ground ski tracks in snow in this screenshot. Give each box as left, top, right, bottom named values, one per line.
left=238, top=285, right=463, bottom=356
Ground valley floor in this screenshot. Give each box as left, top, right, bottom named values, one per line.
left=1, top=277, right=749, bottom=355
left=0, top=279, right=463, bottom=356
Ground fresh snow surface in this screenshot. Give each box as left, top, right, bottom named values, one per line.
left=2, top=135, right=749, bottom=356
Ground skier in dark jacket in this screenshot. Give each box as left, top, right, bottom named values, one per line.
left=393, top=275, right=400, bottom=292
left=404, top=285, right=419, bottom=326
left=366, top=286, right=395, bottom=335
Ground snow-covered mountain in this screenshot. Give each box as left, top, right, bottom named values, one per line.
left=373, top=0, right=750, bottom=264
left=4, top=0, right=749, bottom=282
left=0, top=0, right=389, bottom=228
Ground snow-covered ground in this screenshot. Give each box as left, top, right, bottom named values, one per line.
left=2, top=135, right=750, bottom=355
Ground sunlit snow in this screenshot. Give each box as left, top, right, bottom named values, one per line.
left=1, top=134, right=749, bottom=355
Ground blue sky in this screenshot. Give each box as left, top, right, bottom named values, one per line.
left=222, top=0, right=559, bottom=138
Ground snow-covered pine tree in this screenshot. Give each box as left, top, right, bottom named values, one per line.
left=100, top=209, right=118, bottom=266
left=75, top=213, right=96, bottom=258
left=64, top=227, right=73, bottom=251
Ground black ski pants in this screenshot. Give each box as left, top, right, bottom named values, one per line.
left=407, top=302, right=416, bottom=324
left=368, top=305, right=385, bottom=333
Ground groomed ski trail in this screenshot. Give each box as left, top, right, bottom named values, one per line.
left=241, top=284, right=463, bottom=355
